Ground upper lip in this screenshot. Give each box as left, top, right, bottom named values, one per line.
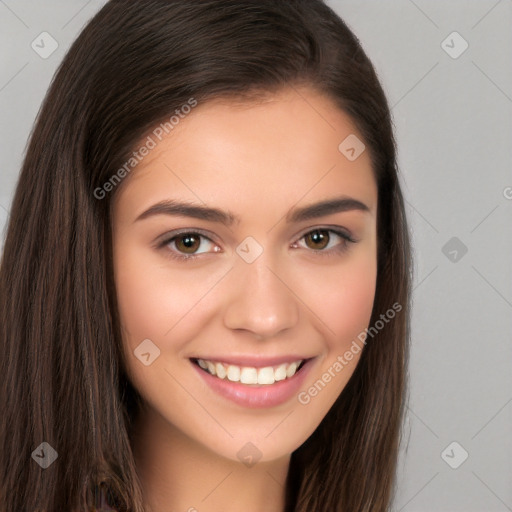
left=190, top=355, right=312, bottom=368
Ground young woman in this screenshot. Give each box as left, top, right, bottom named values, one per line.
left=0, top=1, right=412, bottom=511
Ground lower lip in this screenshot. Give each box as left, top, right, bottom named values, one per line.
left=191, top=359, right=314, bottom=409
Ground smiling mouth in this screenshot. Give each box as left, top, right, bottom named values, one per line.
left=191, top=358, right=307, bottom=385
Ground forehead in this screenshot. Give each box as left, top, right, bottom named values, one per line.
left=112, top=86, right=377, bottom=220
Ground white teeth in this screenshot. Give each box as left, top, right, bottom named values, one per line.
left=227, top=365, right=240, bottom=382
left=215, top=362, right=226, bottom=379
left=274, top=363, right=287, bottom=381
left=240, top=367, right=258, bottom=384
left=206, top=361, right=216, bottom=375
left=196, top=358, right=304, bottom=385
left=257, top=367, right=275, bottom=385
left=286, top=362, right=298, bottom=378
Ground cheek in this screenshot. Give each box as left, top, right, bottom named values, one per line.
left=300, top=253, right=377, bottom=351
left=114, top=250, right=168, bottom=347
left=113, top=243, right=210, bottom=349
left=111, top=244, right=192, bottom=390
left=292, top=255, right=376, bottom=425
left=330, top=267, right=376, bottom=348
left=112, top=241, right=232, bottom=393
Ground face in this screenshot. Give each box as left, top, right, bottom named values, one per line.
left=111, top=86, right=378, bottom=464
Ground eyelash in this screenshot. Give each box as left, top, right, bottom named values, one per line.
left=157, top=227, right=358, bottom=262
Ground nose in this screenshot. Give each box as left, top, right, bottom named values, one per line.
left=223, top=256, right=300, bottom=339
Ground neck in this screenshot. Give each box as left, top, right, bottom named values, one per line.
left=131, top=407, right=290, bottom=512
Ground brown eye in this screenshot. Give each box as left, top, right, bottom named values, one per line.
left=159, top=230, right=219, bottom=260
left=304, top=229, right=330, bottom=250
left=175, top=233, right=201, bottom=254
left=293, top=228, right=357, bottom=257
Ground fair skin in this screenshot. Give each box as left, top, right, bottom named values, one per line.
left=111, top=86, right=378, bottom=512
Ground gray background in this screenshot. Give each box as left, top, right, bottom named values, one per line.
left=1, top=1, right=511, bottom=510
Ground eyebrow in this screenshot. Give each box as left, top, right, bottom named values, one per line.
left=134, top=196, right=370, bottom=225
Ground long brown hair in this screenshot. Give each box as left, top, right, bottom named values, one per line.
left=0, top=1, right=412, bottom=511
